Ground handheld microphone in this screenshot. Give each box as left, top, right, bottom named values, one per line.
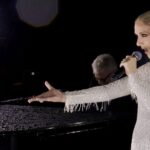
left=113, top=51, right=142, bottom=80
left=132, top=51, right=142, bottom=61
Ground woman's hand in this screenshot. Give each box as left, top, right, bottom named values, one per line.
left=120, top=55, right=137, bottom=75
left=28, top=81, right=66, bottom=103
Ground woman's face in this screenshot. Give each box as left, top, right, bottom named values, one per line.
left=134, top=20, right=150, bottom=58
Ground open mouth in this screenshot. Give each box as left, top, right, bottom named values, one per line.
left=142, top=48, right=148, bottom=53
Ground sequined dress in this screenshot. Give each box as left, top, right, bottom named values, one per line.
left=65, top=62, right=150, bottom=150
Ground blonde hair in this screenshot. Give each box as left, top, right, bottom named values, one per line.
left=136, top=10, right=150, bottom=25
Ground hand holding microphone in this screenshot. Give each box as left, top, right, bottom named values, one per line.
left=120, top=51, right=142, bottom=75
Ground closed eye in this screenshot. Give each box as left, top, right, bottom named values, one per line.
left=140, top=33, right=148, bottom=37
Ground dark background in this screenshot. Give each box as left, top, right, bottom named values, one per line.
left=0, top=1, right=149, bottom=150
left=0, top=0, right=149, bottom=99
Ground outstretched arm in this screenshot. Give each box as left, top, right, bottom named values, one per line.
left=28, top=77, right=131, bottom=112
left=28, top=55, right=137, bottom=112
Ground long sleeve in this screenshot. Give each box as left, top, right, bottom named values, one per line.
left=64, top=76, right=131, bottom=112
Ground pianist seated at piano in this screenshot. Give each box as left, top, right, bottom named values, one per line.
left=90, top=53, right=118, bottom=86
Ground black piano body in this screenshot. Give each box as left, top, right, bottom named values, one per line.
left=0, top=96, right=137, bottom=150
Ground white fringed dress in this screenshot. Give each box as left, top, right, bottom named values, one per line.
left=65, top=62, right=150, bottom=150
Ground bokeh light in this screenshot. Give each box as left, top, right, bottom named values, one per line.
left=16, top=0, right=58, bottom=27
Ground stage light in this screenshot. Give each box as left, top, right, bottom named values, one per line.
left=16, top=0, right=58, bottom=27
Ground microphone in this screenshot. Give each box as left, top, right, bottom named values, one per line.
left=112, top=51, right=142, bottom=80
left=132, top=51, right=142, bottom=61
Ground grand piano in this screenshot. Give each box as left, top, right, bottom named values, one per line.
left=0, top=96, right=137, bottom=150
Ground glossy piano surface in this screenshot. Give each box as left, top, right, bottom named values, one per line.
left=0, top=96, right=137, bottom=150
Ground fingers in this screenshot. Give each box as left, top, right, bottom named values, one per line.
left=45, top=81, right=53, bottom=90
left=120, top=55, right=134, bottom=68
left=120, top=59, right=127, bottom=68
left=28, top=96, right=63, bottom=103
left=125, top=55, right=130, bottom=58
left=121, top=56, right=131, bottom=63
left=28, top=97, right=44, bottom=103
left=120, top=63, right=124, bottom=68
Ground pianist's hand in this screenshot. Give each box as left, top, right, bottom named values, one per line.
left=28, top=81, right=66, bottom=103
